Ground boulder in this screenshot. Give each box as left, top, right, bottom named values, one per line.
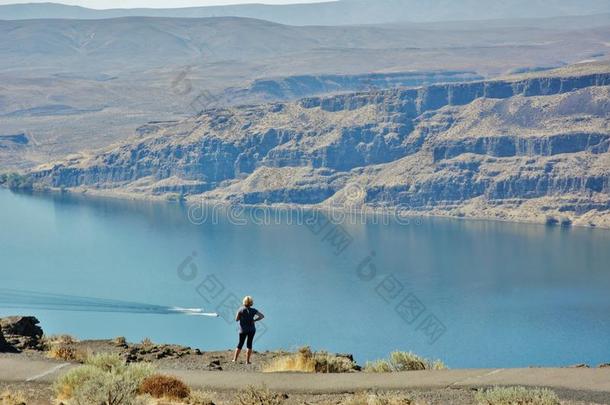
left=0, top=316, right=44, bottom=351
left=0, top=328, right=16, bottom=352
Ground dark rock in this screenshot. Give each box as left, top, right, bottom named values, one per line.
left=0, top=328, right=18, bottom=352
left=0, top=316, right=43, bottom=351
left=336, top=353, right=355, bottom=362
left=599, top=363, right=610, bottom=368
left=567, top=363, right=590, bottom=368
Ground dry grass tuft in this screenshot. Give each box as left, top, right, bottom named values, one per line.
left=138, top=374, right=191, bottom=400
left=44, top=334, right=77, bottom=345
left=114, top=336, right=128, bottom=347
left=46, top=344, right=88, bottom=362
left=341, top=392, right=414, bottom=405
left=364, top=351, right=446, bottom=372
left=475, top=386, right=560, bottom=405
left=0, top=390, right=26, bottom=405
left=235, top=385, right=285, bottom=405
left=363, top=360, right=393, bottom=373
left=263, top=346, right=356, bottom=373
left=186, top=390, right=216, bottom=405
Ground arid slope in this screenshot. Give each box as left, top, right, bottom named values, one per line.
left=25, top=64, right=610, bottom=227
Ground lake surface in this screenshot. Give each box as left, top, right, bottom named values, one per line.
left=1, top=189, right=610, bottom=368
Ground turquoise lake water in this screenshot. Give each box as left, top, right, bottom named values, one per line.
left=1, top=189, right=610, bottom=368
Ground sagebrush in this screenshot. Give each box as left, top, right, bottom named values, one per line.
left=186, top=390, right=216, bottom=405
left=0, top=389, right=26, bottom=405
left=54, top=352, right=155, bottom=405
left=341, top=392, right=414, bottom=405
left=235, top=385, right=285, bottom=405
left=475, top=386, right=560, bottom=405
left=47, top=344, right=88, bottom=362
left=364, top=351, right=446, bottom=372
left=263, top=346, right=356, bottom=373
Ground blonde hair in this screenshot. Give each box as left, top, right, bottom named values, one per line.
left=243, top=296, right=254, bottom=307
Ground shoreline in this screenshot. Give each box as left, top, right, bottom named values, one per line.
left=2, top=337, right=609, bottom=371
left=3, top=185, right=609, bottom=231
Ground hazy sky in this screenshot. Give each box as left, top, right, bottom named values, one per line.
left=0, top=0, right=329, bottom=8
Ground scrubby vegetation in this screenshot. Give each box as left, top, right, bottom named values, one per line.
left=54, top=353, right=155, bottom=405
left=341, top=392, right=414, bottom=405
left=47, top=344, right=87, bottom=362
left=475, top=386, right=560, bottom=405
left=43, top=334, right=88, bottom=361
left=185, top=390, right=216, bottom=405
left=0, top=173, right=33, bottom=190
left=363, top=360, right=394, bottom=373
left=235, top=385, right=285, bottom=405
left=0, top=389, right=26, bottom=405
left=141, top=338, right=153, bottom=348
left=138, top=374, right=190, bottom=400
left=114, top=336, right=128, bottom=347
left=263, top=346, right=357, bottom=373
left=364, top=351, right=447, bottom=372
left=44, top=334, right=78, bottom=345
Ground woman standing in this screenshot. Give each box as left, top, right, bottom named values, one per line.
left=232, top=295, right=264, bottom=364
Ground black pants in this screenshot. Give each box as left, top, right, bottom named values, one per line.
left=237, top=331, right=255, bottom=349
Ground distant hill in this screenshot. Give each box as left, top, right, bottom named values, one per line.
left=1, top=0, right=609, bottom=24
left=1, top=13, right=609, bottom=171
left=2, top=14, right=609, bottom=72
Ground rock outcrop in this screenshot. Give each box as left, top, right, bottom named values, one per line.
left=0, top=316, right=44, bottom=351
left=28, top=64, right=610, bottom=227
left=0, top=328, right=15, bottom=352
left=224, top=70, right=483, bottom=103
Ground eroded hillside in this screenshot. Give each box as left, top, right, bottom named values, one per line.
left=26, top=64, right=610, bottom=226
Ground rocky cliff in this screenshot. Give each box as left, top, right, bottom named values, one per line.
left=0, top=316, right=43, bottom=351
left=28, top=64, right=610, bottom=226
left=224, top=71, right=483, bottom=103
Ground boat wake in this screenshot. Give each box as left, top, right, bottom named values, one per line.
left=0, top=289, right=218, bottom=317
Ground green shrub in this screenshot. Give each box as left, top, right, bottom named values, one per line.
left=54, top=365, right=102, bottom=400
left=85, top=352, right=128, bottom=372
left=475, top=386, right=560, bottom=405
left=54, top=353, right=155, bottom=405
left=364, top=351, right=446, bottom=372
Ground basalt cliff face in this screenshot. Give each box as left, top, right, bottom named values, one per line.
left=29, top=66, right=610, bottom=226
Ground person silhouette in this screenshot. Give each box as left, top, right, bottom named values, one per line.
left=232, top=295, right=264, bottom=364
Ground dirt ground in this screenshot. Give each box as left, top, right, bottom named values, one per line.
left=2, top=339, right=610, bottom=405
